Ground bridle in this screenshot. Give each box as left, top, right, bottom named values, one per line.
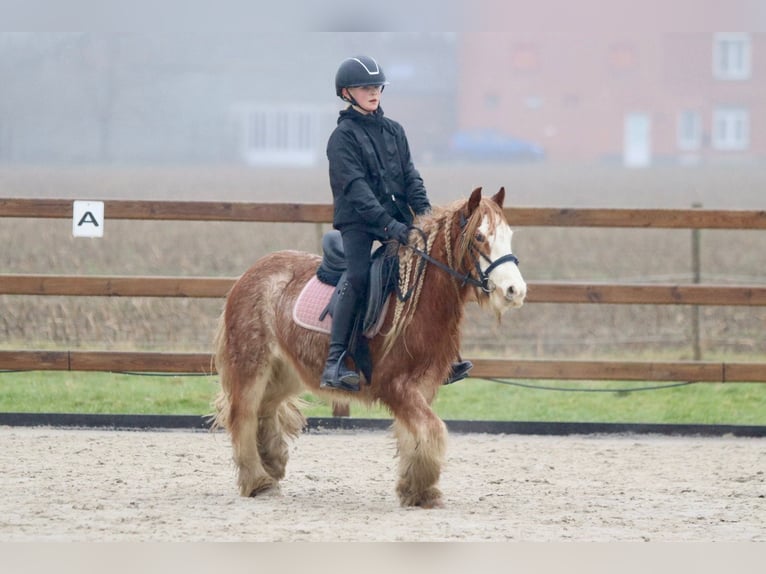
left=470, top=245, right=520, bottom=293
left=396, top=219, right=520, bottom=301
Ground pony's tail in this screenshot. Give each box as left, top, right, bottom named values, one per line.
left=208, top=310, right=230, bottom=431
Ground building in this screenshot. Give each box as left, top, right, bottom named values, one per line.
left=0, top=33, right=457, bottom=167
left=458, top=0, right=766, bottom=164
left=3, top=22, right=765, bottom=167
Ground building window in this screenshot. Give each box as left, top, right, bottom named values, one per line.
left=510, top=44, right=539, bottom=72
left=712, top=107, right=749, bottom=150
left=608, top=44, right=637, bottom=72
left=677, top=111, right=702, bottom=150
left=713, top=33, right=751, bottom=80
left=239, top=104, right=322, bottom=166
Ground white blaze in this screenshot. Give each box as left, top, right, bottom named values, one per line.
left=479, top=216, right=527, bottom=313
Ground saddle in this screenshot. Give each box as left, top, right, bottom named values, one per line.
left=315, top=230, right=399, bottom=335
left=292, top=231, right=399, bottom=384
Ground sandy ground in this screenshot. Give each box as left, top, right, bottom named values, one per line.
left=0, top=426, right=763, bottom=542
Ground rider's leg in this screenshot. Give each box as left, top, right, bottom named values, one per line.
left=320, top=279, right=363, bottom=391
left=320, top=229, right=372, bottom=392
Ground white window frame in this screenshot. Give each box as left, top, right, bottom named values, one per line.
left=239, top=104, right=322, bottom=167
left=677, top=110, right=702, bottom=151
left=623, top=113, right=652, bottom=167
left=712, top=107, right=750, bottom=151
left=713, top=33, right=751, bottom=80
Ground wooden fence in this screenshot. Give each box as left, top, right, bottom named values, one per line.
left=2, top=198, right=766, bottom=384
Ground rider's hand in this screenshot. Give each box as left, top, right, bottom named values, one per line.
left=386, top=220, right=410, bottom=245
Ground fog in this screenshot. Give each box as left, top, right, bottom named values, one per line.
left=0, top=32, right=444, bottom=165
left=1, top=15, right=765, bottom=206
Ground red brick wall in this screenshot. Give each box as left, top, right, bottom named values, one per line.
left=457, top=0, right=766, bottom=162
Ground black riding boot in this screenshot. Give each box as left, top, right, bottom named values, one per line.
left=320, top=280, right=362, bottom=392
left=444, top=357, right=473, bottom=385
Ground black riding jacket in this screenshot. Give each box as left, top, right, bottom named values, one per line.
left=327, top=106, right=431, bottom=237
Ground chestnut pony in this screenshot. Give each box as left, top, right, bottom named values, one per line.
left=212, top=187, right=526, bottom=508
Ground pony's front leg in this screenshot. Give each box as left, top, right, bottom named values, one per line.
left=390, top=390, right=447, bottom=508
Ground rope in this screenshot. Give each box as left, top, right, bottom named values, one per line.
left=1, top=369, right=700, bottom=393
left=477, top=377, right=697, bottom=393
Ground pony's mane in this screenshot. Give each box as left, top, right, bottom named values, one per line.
left=381, top=195, right=504, bottom=357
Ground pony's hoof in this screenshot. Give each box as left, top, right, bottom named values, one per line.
left=417, top=497, right=444, bottom=509
left=248, top=485, right=282, bottom=499
left=398, top=485, right=444, bottom=509
left=239, top=475, right=278, bottom=498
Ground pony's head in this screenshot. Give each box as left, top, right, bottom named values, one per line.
left=458, top=187, right=527, bottom=316
left=384, top=186, right=527, bottom=356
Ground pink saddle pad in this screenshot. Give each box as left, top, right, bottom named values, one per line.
left=292, top=276, right=389, bottom=337
left=293, top=276, right=334, bottom=334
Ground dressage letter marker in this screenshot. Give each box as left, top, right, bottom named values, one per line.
left=72, top=201, right=104, bottom=238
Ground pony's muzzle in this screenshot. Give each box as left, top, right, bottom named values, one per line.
left=505, top=283, right=527, bottom=307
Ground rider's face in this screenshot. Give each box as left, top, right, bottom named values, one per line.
left=345, top=85, right=383, bottom=114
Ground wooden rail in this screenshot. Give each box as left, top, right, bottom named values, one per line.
left=2, top=198, right=766, bottom=228
left=2, top=274, right=766, bottom=306
left=0, top=199, right=333, bottom=223
left=1, top=351, right=764, bottom=383
left=2, top=198, right=765, bottom=386
left=0, top=275, right=234, bottom=298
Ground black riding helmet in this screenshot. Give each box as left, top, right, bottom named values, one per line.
left=335, top=55, right=389, bottom=100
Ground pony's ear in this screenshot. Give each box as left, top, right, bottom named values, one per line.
left=491, top=187, right=506, bottom=208
left=467, top=187, right=482, bottom=215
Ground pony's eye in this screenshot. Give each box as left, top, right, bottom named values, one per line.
left=475, top=231, right=486, bottom=242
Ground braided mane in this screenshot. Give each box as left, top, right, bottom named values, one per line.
left=380, top=195, right=501, bottom=357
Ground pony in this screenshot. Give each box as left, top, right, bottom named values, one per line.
left=212, top=187, right=527, bottom=508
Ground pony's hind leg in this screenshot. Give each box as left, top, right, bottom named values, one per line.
left=228, top=372, right=279, bottom=497
left=389, top=391, right=447, bottom=508
left=216, top=344, right=285, bottom=497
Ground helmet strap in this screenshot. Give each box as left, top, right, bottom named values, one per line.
left=341, top=88, right=359, bottom=108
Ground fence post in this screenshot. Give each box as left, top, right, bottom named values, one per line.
left=691, top=202, right=702, bottom=360
left=315, top=223, right=324, bottom=255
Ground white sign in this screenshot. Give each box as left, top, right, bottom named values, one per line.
left=72, top=201, right=105, bottom=238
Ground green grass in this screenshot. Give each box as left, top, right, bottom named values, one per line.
left=1, top=370, right=764, bottom=425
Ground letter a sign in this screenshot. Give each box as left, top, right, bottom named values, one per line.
left=72, top=201, right=105, bottom=238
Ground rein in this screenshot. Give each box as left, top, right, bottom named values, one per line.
left=400, top=223, right=520, bottom=297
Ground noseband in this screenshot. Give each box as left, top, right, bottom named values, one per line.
left=402, top=220, right=520, bottom=298
left=471, top=247, right=520, bottom=293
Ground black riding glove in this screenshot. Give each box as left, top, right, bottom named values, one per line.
left=385, top=219, right=410, bottom=245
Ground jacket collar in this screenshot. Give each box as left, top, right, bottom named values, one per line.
left=338, top=106, right=386, bottom=125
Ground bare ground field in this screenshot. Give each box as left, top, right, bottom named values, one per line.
left=0, top=426, right=764, bottom=542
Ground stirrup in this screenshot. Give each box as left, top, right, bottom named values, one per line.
left=320, top=373, right=360, bottom=392
left=320, top=355, right=361, bottom=392
left=443, top=360, right=473, bottom=385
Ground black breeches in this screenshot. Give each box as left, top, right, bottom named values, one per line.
left=340, top=228, right=375, bottom=297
